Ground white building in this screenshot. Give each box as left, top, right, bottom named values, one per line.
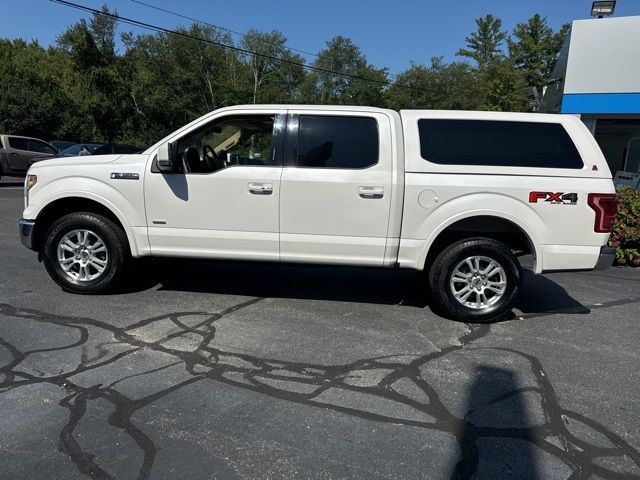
left=541, top=15, right=640, bottom=182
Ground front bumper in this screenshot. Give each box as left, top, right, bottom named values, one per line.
left=594, top=246, right=616, bottom=270
left=18, top=218, right=36, bottom=250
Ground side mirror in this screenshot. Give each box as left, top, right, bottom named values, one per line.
left=157, top=142, right=176, bottom=172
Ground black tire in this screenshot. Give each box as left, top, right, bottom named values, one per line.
left=42, top=212, right=128, bottom=294
left=427, top=237, right=522, bottom=323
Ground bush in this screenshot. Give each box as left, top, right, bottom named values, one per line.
left=608, top=187, right=640, bottom=266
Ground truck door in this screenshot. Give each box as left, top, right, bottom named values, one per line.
left=5, top=137, right=32, bottom=174
left=279, top=111, right=394, bottom=266
left=144, top=111, right=286, bottom=261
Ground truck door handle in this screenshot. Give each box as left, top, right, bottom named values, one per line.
left=358, top=186, right=384, bottom=199
left=248, top=183, right=273, bottom=195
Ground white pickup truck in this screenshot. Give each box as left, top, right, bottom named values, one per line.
left=19, top=105, right=617, bottom=322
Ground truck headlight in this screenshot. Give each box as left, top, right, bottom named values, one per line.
left=25, top=174, right=38, bottom=189
left=24, top=174, right=37, bottom=207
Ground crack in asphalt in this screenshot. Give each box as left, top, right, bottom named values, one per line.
left=0, top=301, right=639, bottom=479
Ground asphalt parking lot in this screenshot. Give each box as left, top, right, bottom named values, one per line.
left=1, top=177, right=640, bottom=480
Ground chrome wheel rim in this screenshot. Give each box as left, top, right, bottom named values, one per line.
left=450, top=256, right=507, bottom=310
left=57, top=229, right=109, bottom=282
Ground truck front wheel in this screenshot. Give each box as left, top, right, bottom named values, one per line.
left=427, top=238, right=522, bottom=323
left=42, top=212, right=128, bottom=294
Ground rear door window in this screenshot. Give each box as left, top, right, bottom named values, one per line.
left=8, top=137, right=29, bottom=151
left=418, top=119, right=584, bottom=169
left=297, top=115, right=379, bottom=169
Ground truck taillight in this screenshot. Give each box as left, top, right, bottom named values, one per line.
left=587, top=193, right=617, bottom=233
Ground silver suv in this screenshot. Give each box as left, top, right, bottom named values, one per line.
left=0, top=134, right=57, bottom=179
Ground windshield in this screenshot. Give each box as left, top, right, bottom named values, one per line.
left=58, top=143, right=103, bottom=156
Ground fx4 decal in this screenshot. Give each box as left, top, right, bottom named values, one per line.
left=529, top=192, right=578, bottom=205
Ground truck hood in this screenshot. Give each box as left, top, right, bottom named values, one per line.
left=29, top=154, right=123, bottom=170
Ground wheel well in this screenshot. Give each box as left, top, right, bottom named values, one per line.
left=33, top=197, right=129, bottom=253
left=424, top=216, right=533, bottom=268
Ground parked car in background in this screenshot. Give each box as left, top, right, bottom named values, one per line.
left=0, top=134, right=57, bottom=179
left=27, top=143, right=142, bottom=168
left=27, top=143, right=101, bottom=168
left=49, top=140, right=75, bottom=151
left=93, top=143, right=142, bottom=155
left=57, top=143, right=103, bottom=157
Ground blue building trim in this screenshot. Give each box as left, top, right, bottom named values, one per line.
left=561, top=93, right=640, bottom=114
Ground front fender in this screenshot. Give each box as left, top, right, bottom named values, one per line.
left=26, top=176, right=148, bottom=257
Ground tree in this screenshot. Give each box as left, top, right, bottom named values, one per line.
left=240, top=29, right=287, bottom=104
left=57, top=6, right=130, bottom=141
left=457, top=14, right=507, bottom=67
left=385, top=58, right=483, bottom=111
left=88, top=5, right=117, bottom=60
left=120, top=24, right=239, bottom=145
left=550, top=23, right=571, bottom=59
left=478, top=58, right=528, bottom=112
left=0, top=40, right=69, bottom=139
left=260, top=49, right=307, bottom=103
left=453, top=14, right=529, bottom=112
left=508, top=14, right=570, bottom=93
left=303, top=36, right=387, bottom=105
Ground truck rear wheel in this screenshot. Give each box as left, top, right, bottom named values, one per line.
left=42, top=212, right=128, bottom=294
left=427, top=237, right=522, bottom=323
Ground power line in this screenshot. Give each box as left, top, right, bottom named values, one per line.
left=130, top=0, right=417, bottom=86
left=129, top=0, right=320, bottom=59
left=129, top=0, right=416, bottom=90
left=49, top=0, right=434, bottom=94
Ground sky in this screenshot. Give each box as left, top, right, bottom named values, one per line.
left=3, top=0, right=640, bottom=75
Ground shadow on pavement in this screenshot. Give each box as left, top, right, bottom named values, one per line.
left=124, top=258, right=430, bottom=307
left=515, top=269, right=590, bottom=317
left=121, top=258, right=589, bottom=318
left=0, top=181, right=23, bottom=187
left=451, top=366, right=540, bottom=478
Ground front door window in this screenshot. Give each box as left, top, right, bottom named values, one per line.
left=176, top=115, right=277, bottom=174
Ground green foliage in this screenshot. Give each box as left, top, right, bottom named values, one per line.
left=241, top=29, right=284, bottom=103
left=385, top=58, right=483, bottom=111
left=453, top=13, right=566, bottom=112
left=120, top=24, right=242, bottom=146
left=0, top=40, right=68, bottom=139
left=457, top=14, right=508, bottom=67
left=55, top=7, right=131, bottom=142
left=508, top=15, right=570, bottom=93
left=302, top=36, right=388, bottom=105
left=477, top=58, right=528, bottom=112
left=609, top=187, right=640, bottom=267
left=0, top=7, right=573, bottom=146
